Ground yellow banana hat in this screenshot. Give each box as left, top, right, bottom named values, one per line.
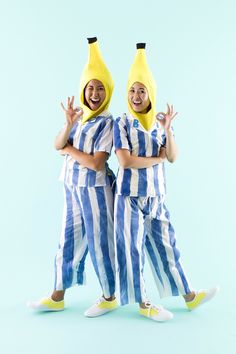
left=127, top=43, right=157, bottom=131
left=79, top=37, right=114, bottom=124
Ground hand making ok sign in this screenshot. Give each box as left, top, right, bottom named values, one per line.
left=156, top=103, right=178, bottom=131
left=61, top=96, right=83, bottom=127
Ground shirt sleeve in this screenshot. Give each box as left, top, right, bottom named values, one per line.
left=113, top=115, right=131, bottom=151
left=161, top=126, right=175, bottom=147
left=94, top=117, right=114, bottom=154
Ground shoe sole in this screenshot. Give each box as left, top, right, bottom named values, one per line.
left=140, top=313, right=173, bottom=322
left=27, top=302, right=65, bottom=312
left=84, top=306, right=118, bottom=318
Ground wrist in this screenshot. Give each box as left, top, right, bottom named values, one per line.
left=165, top=127, right=172, bottom=134
left=65, top=122, right=74, bottom=131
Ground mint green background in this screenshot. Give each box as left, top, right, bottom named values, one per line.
left=0, top=0, right=235, bottom=353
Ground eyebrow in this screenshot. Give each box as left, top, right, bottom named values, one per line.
left=130, top=87, right=146, bottom=91
left=87, top=85, right=104, bottom=88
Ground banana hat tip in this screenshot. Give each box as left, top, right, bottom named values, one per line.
left=136, top=43, right=146, bottom=49
left=87, top=37, right=97, bottom=44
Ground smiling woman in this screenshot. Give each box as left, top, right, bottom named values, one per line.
left=84, top=79, right=106, bottom=111
left=27, top=37, right=118, bottom=318
left=113, top=42, right=219, bottom=322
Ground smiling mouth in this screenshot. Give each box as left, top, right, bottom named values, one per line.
left=132, top=101, right=142, bottom=106
left=90, top=98, right=100, bottom=104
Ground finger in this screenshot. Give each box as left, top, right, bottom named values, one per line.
left=172, top=112, right=178, bottom=120
left=67, top=97, right=70, bottom=108
left=156, top=112, right=165, bottom=119
left=156, top=117, right=164, bottom=125
left=77, top=108, right=84, bottom=117
left=71, top=96, right=74, bottom=108
left=61, top=102, right=66, bottom=111
left=166, top=103, right=170, bottom=115
left=171, top=104, right=173, bottom=115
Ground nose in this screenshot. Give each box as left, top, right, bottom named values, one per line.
left=91, top=88, right=99, bottom=97
left=133, top=92, right=140, bottom=100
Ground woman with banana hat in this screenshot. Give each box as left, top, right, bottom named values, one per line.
left=113, top=43, right=219, bottom=322
left=28, top=37, right=118, bottom=317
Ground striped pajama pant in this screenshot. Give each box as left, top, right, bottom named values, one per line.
left=54, top=183, right=116, bottom=299
left=114, top=194, right=193, bottom=305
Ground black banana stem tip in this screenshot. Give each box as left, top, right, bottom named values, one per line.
left=136, top=43, right=146, bottom=49
left=87, top=37, right=97, bottom=44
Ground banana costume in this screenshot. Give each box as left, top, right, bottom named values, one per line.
left=80, top=37, right=114, bottom=124
left=28, top=37, right=116, bottom=315
left=113, top=42, right=193, bottom=307
left=127, top=43, right=157, bottom=131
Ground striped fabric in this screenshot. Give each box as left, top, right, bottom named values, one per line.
left=54, top=183, right=116, bottom=298
left=113, top=113, right=173, bottom=197
left=59, top=111, right=115, bottom=187
left=114, top=195, right=193, bottom=305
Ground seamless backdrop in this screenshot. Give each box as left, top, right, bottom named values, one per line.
left=0, top=1, right=235, bottom=354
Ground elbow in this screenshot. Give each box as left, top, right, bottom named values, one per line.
left=54, top=140, right=59, bottom=150
left=54, top=137, right=61, bottom=150
left=54, top=140, right=63, bottom=151
left=119, top=159, right=131, bottom=169
left=54, top=141, right=67, bottom=151
left=167, top=154, right=178, bottom=163
left=168, top=159, right=175, bottom=164
left=54, top=144, right=61, bottom=151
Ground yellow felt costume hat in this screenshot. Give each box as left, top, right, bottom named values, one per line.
left=79, top=37, right=114, bottom=124
left=127, top=43, right=157, bottom=131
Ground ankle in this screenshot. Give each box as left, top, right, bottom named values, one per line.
left=183, top=292, right=196, bottom=302
left=103, top=294, right=115, bottom=301
left=51, top=290, right=65, bottom=302
left=139, top=302, right=151, bottom=309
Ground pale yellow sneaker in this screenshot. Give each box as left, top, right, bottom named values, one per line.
left=139, top=303, right=173, bottom=322
left=84, top=297, right=118, bottom=317
left=27, top=296, right=65, bottom=312
left=186, top=287, right=220, bottom=310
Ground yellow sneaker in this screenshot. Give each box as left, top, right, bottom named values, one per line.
left=84, top=297, right=118, bottom=317
left=186, top=287, right=220, bottom=310
left=139, top=303, right=173, bottom=322
left=27, top=296, right=65, bottom=312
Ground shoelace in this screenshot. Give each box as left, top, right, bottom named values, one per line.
left=143, top=302, right=163, bottom=317
left=95, top=297, right=106, bottom=305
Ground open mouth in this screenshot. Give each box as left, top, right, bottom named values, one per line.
left=132, top=101, right=142, bottom=107
left=90, top=98, right=100, bottom=104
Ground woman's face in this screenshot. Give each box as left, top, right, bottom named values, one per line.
left=128, top=82, right=151, bottom=113
left=84, top=79, right=106, bottom=111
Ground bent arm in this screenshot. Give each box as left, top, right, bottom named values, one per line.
left=54, top=123, right=73, bottom=150
left=116, top=149, right=165, bottom=169
left=62, top=145, right=108, bottom=171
